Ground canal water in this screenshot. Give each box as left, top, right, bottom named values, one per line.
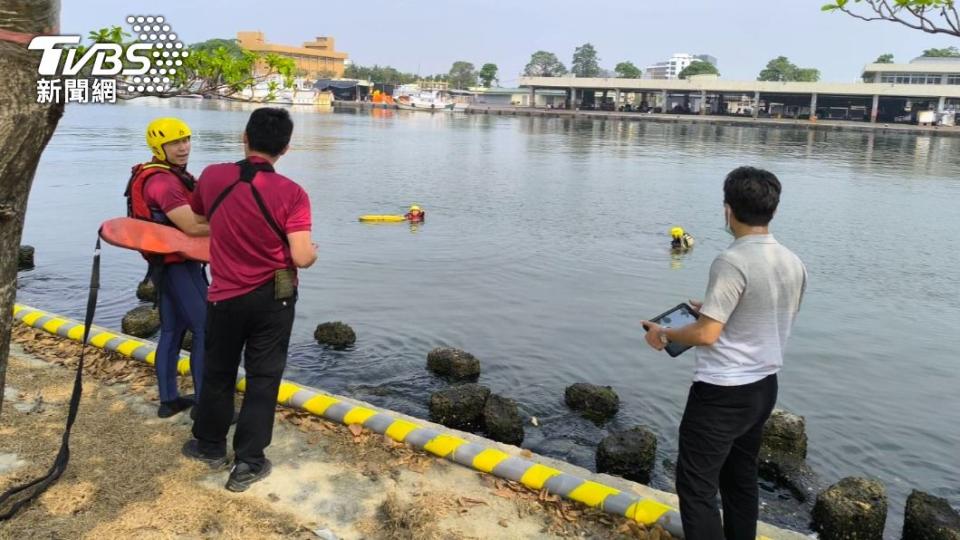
left=18, top=99, right=960, bottom=535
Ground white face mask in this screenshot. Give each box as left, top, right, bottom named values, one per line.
left=724, top=207, right=735, bottom=237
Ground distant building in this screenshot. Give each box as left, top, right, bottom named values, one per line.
left=862, top=56, right=960, bottom=85
left=645, top=53, right=718, bottom=80
left=472, top=87, right=566, bottom=107
left=237, top=31, right=348, bottom=79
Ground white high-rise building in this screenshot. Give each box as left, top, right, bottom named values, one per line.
left=645, top=53, right=717, bottom=80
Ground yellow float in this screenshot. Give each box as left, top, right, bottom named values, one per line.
left=358, top=215, right=406, bottom=223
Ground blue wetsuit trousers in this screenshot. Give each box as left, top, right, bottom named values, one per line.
left=156, top=261, right=207, bottom=402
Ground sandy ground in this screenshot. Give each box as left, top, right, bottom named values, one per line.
left=0, top=325, right=676, bottom=539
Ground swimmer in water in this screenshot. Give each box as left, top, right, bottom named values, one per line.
left=405, top=205, right=425, bottom=223
left=671, top=226, right=695, bottom=250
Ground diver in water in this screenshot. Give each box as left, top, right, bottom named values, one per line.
left=405, top=205, right=425, bottom=223
left=671, top=227, right=695, bottom=251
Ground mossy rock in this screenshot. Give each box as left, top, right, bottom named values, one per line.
left=136, top=279, right=157, bottom=303
left=903, top=490, right=960, bottom=540
left=314, top=321, right=356, bottom=348
left=483, top=394, right=523, bottom=445
left=429, top=383, right=490, bottom=432
left=122, top=305, right=160, bottom=338
left=596, top=426, right=658, bottom=484
left=564, top=383, right=619, bottom=421
left=812, top=477, right=887, bottom=540
left=180, top=330, right=194, bottom=352
left=758, top=454, right=820, bottom=503
left=18, top=246, right=35, bottom=271
left=759, top=408, right=818, bottom=501
left=426, top=347, right=480, bottom=380
left=761, top=408, right=808, bottom=461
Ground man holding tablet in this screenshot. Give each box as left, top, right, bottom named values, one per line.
left=641, top=166, right=807, bottom=540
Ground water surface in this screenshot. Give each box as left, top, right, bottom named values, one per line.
left=18, top=99, right=960, bottom=535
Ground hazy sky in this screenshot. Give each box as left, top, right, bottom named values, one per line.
left=63, top=0, right=958, bottom=84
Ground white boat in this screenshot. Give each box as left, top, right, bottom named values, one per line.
left=394, top=87, right=455, bottom=112
left=239, top=76, right=321, bottom=105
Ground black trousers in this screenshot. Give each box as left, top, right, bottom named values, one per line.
left=676, top=374, right=778, bottom=540
left=192, top=281, right=296, bottom=470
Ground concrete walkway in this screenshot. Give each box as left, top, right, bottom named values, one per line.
left=466, top=105, right=960, bottom=136
left=2, top=324, right=812, bottom=539
left=334, top=100, right=960, bottom=137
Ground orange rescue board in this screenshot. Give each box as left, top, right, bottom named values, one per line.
left=99, top=217, right=210, bottom=262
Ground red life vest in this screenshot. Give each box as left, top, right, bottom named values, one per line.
left=123, top=161, right=197, bottom=264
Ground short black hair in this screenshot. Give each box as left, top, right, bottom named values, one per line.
left=723, top=166, right=781, bottom=226
left=245, top=107, right=293, bottom=157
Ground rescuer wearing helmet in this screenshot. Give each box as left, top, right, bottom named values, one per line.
left=125, top=117, right=209, bottom=418
left=404, top=204, right=425, bottom=223
left=671, top=226, right=695, bottom=251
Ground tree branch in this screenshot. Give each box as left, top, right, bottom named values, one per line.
left=110, top=69, right=293, bottom=102
left=943, top=5, right=960, bottom=34
left=837, top=0, right=960, bottom=37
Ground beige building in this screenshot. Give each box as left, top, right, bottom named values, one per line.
left=861, top=56, right=960, bottom=85
left=237, top=31, right=348, bottom=79
left=519, top=68, right=960, bottom=123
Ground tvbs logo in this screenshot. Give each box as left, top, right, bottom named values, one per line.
left=30, top=15, right=186, bottom=103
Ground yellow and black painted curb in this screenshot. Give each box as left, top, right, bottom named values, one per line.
left=13, top=303, right=683, bottom=537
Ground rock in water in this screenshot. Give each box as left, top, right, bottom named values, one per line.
left=758, top=455, right=819, bottom=503
left=313, top=322, right=356, bottom=348
left=122, top=305, right=160, bottom=338
left=759, top=408, right=818, bottom=501
left=429, top=383, right=491, bottom=432
left=812, top=477, right=887, bottom=540
left=761, top=409, right=807, bottom=460
left=903, top=490, right=960, bottom=540
left=483, top=394, right=524, bottom=445
left=564, top=383, right=620, bottom=421
left=426, top=347, right=480, bottom=380
left=18, top=246, right=35, bottom=271
left=180, top=330, right=193, bottom=352
left=596, top=426, right=658, bottom=484
left=136, top=279, right=157, bottom=303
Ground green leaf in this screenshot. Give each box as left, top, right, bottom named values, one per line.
left=821, top=4, right=839, bottom=11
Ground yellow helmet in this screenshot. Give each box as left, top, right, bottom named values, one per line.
left=409, top=205, right=421, bottom=212
left=146, top=117, right=191, bottom=162
left=670, top=227, right=685, bottom=238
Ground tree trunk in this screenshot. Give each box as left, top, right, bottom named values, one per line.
left=0, top=0, right=64, bottom=416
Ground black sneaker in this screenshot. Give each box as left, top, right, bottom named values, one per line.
left=225, top=459, right=272, bottom=492
left=181, top=439, right=229, bottom=470
left=158, top=395, right=195, bottom=418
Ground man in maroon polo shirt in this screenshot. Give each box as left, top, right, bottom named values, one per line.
left=181, top=108, right=317, bottom=492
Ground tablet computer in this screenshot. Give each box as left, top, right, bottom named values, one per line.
left=644, top=303, right=700, bottom=357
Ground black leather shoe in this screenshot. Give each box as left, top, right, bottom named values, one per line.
left=225, top=459, right=272, bottom=492
left=181, top=439, right=229, bottom=470
left=158, top=395, right=194, bottom=418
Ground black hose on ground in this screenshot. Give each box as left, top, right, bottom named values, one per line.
left=0, top=236, right=100, bottom=520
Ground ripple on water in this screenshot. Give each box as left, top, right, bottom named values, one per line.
left=20, top=102, right=960, bottom=534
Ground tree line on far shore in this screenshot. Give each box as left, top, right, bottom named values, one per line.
left=69, top=29, right=960, bottom=97
left=343, top=62, right=500, bottom=90
left=518, top=44, right=960, bottom=83
left=336, top=43, right=960, bottom=88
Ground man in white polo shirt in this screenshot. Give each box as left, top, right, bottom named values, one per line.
left=641, top=166, right=807, bottom=540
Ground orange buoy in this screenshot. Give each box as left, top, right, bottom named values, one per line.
left=99, top=217, right=210, bottom=262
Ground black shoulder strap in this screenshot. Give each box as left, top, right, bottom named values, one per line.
left=206, top=159, right=288, bottom=246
